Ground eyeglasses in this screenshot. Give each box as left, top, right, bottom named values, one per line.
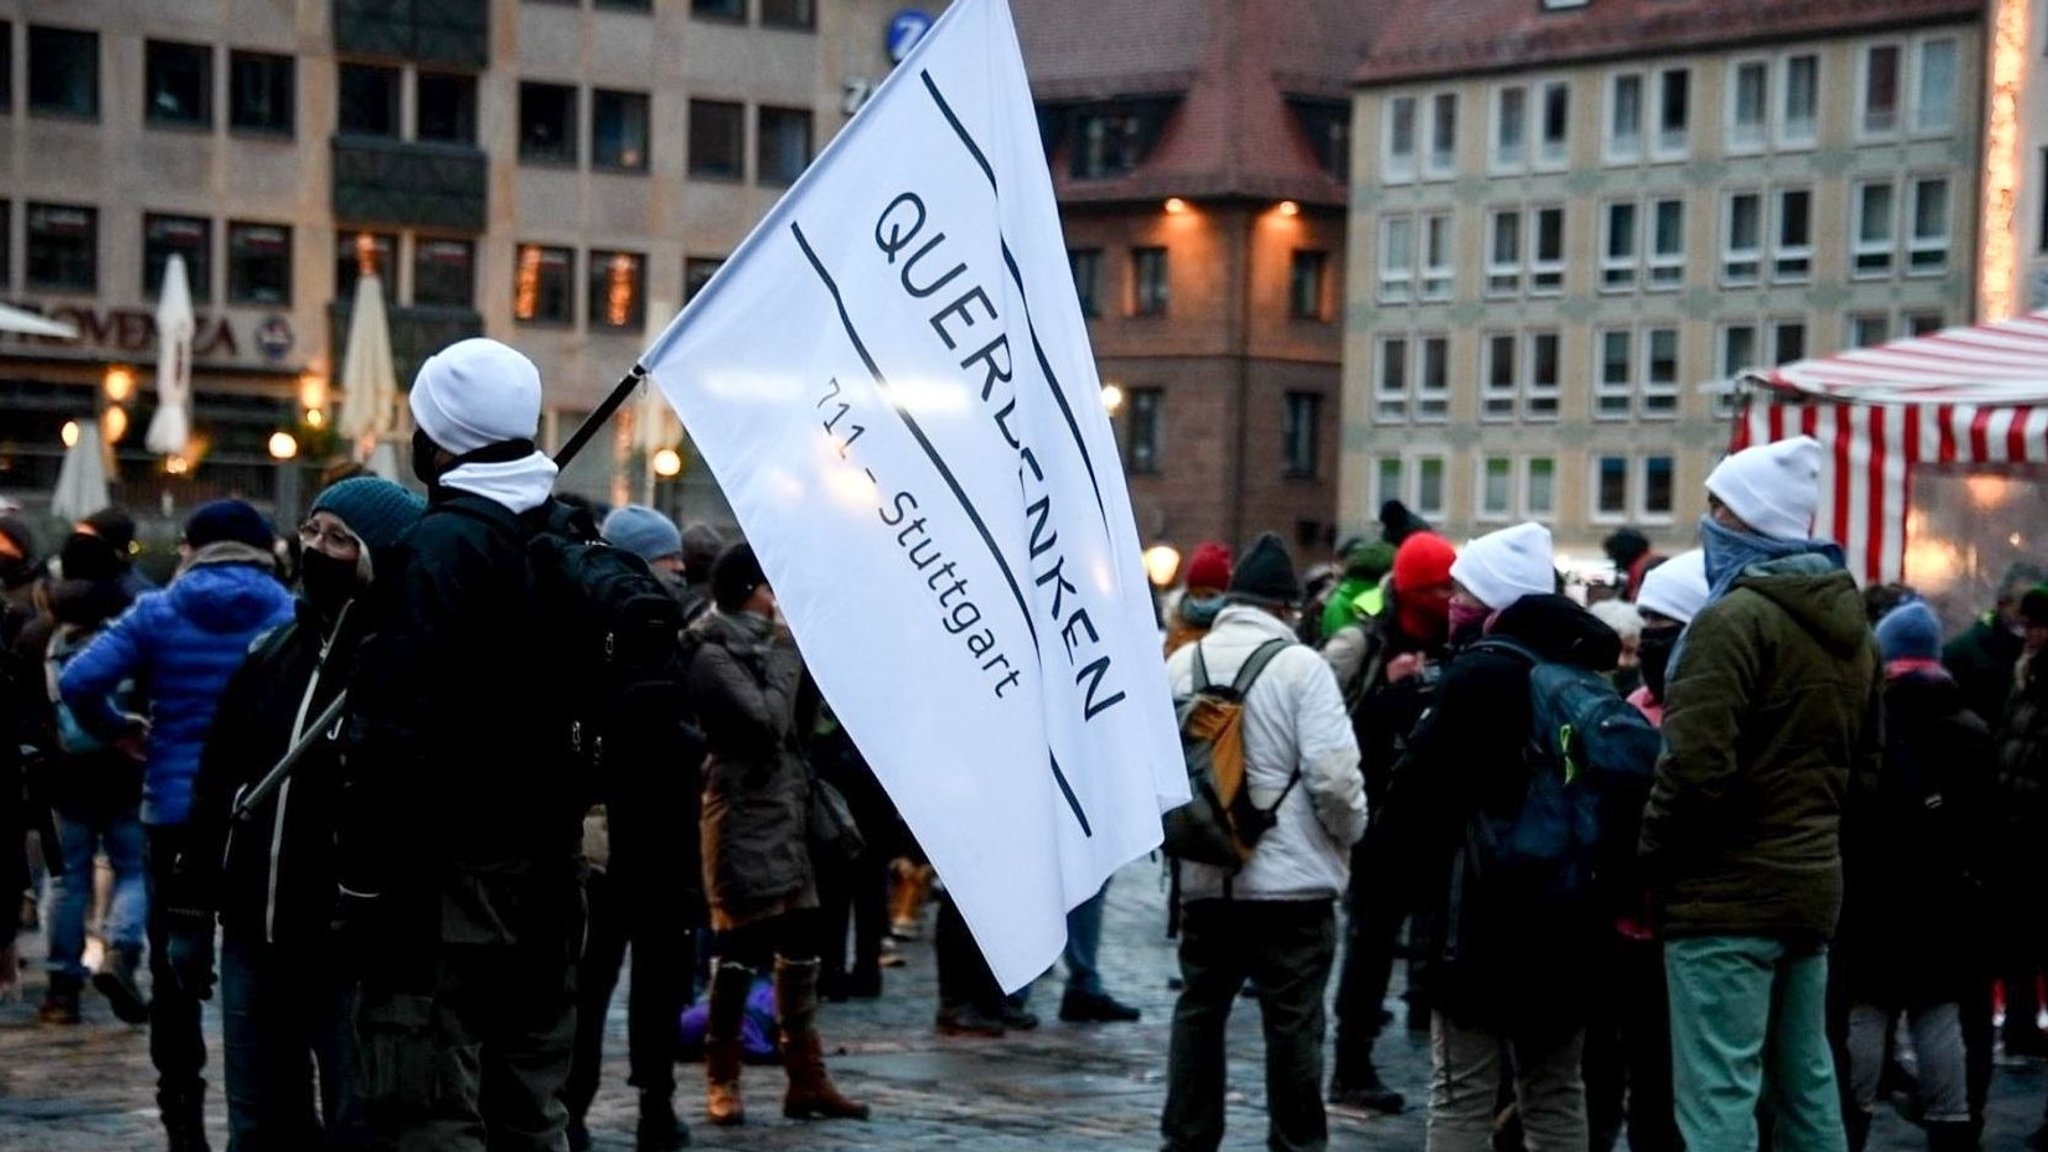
left=297, top=521, right=359, bottom=555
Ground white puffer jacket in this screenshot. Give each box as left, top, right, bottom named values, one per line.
left=1165, top=605, right=1368, bottom=902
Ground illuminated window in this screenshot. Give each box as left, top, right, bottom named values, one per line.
left=588, top=250, right=645, bottom=329
left=336, top=231, right=395, bottom=303
left=514, top=243, right=575, bottom=324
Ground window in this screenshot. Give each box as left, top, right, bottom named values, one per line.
left=1723, top=191, right=1762, bottom=284
left=1068, top=248, right=1101, bottom=317
left=1773, top=320, right=1807, bottom=364
left=1133, top=247, right=1169, bottom=316
left=1602, top=201, right=1638, bottom=290
left=1853, top=181, right=1897, bottom=276
left=336, top=231, right=395, bottom=302
left=29, top=26, right=99, bottom=118
left=1127, top=388, right=1163, bottom=474
left=1292, top=99, right=1351, bottom=182
left=1421, top=212, right=1453, bottom=299
left=1643, top=328, right=1680, bottom=417
left=1607, top=73, right=1642, bottom=161
left=143, top=215, right=211, bottom=300
left=1376, top=336, right=1410, bottom=421
left=757, top=106, right=811, bottom=185
left=1415, top=457, right=1447, bottom=520
left=1774, top=188, right=1812, bottom=281
left=1909, top=177, right=1950, bottom=273
left=688, top=100, right=744, bottom=180
left=1916, top=38, right=1956, bottom=133
left=0, top=201, right=9, bottom=291
left=592, top=88, right=649, bottom=170
left=1428, top=93, right=1458, bottom=175
left=417, top=72, right=478, bottom=145
left=1484, top=333, right=1517, bottom=420
left=0, top=23, right=10, bottom=115
left=26, top=203, right=97, bottom=291
left=1379, top=216, right=1414, bottom=303
left=1070, top=104, right=1160, bottom=179
left=1527, top=332, right=1560, bottom=420
left=145, top=40, right=211, bottom=127
left=1655, top=67, right=1690, bottom=157
left=1385, top=96, right=1417, bottom=181
left=1906, top=312, right=1945, bottom=337
left=1493, top=85, right=1527, bottom=171
left=684, top=257, right=724, bottom=303
left=519, top=82, right=577, bottom=163
left=1418, top=336, right=1449, bottom=421
left=514, top=244, right=575, bottom=324
left=1848, top=314, right=1890, bottom=348
left=229, top=51, right=294, bottom=135
left=1487, top=209, right=1522, bottom=296
left=1524, top=458, right=1557, bottom=519
left=1594, top=456, right=1675, bottom=521
left=588, top=250, right=645, bottom=329
left=1375, top=458, right=1404, bottom=510
left=339, top=64, right=401, bottom=138
left=1538, top=81, right=1570, bottom=168
left=1862, top=45, right=1901, bottom=136
left=1781, top=54, right=1819, bottom=145
left=1481, top=458, right=1514, bottom=520
left=1649, top=199, right=1685, bottom=287
left=1729, top=60, right=1767, bottom=152
left=1532, top=207, right=1564, bottom=294
left=761, top=0, right=816, bottom=28
left=1283, top=392, right=1322, bottom=479
left=413, top=239, right=474, bottom=308
left=1595, top=456, right=1630, bottom=519
left=1290, top=250, right=1328, bottom=320
left=1596, top=329, right=1632, bottom=418
left=692, top=0, right=744, bottom=19
left=1644, top=457, right=1675, bottom=518
left=1717, top=322, right=1758, bottom=414
left=227, top=222, right=291, bottom=304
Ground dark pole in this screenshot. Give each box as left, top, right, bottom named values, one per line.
left=554, top=363, right=648, bottom=470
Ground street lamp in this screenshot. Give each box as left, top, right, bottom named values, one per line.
left=268, top=431, right=300, bottom=460
left=1143, top=544, right=1182, bottom=589
left=652, top=447, right=683, bottom=478
left=103, top=365, right=136, bottom=403
left=60, top=421, right=80, bottom=449
left=1100, top=383, right=1125, bottom=415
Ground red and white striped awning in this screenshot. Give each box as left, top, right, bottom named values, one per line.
left=1734, top=311, right=2048, bottom=585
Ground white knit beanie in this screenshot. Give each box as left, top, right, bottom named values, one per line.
left=1450, top=522, right=1554, bottom=611
left=410, top=338, right=544, bottom=454
left=1636, top=549, right=1710, bottom=625
left=1705, top=437, right=1822, bottom=541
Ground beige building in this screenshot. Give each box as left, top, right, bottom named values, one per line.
left=0, top=0, right=941, bottom=524
left=1342, top=0, right=1983, bottom=566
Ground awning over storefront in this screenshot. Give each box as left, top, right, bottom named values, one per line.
left=1744, top=310, right=2048, bottom=406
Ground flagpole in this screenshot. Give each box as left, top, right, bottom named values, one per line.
left=555, top=363, right=646, bottom=469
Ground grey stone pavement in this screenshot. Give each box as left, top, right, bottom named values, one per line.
left=1, top=859, right=2044, bottom=1150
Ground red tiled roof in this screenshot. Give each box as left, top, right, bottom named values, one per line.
left=1013, top=0, right=1369, bottom=206
left=1356, top=0, right=1983, bottom=86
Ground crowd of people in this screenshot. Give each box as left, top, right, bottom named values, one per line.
left=2, top=331, right=2047, bottom=1152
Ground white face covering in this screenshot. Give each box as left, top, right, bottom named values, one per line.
left=437, top=453, right=560, bottom=515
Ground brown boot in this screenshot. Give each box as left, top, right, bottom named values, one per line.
left=775, top=957, right=871, bottom=1121
left=704, top=960, right=753, bottom=1126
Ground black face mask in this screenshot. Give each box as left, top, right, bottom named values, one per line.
left=0, top=555, right=33, bottom=590
left=1639, top=626, right=1681, bottom=701
left=411, top=428, right=445, bottom=488
left=299, top=548, right=362, bottom=617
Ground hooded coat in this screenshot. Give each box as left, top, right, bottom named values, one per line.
left=59, top=546, right=295, bottom=826
left=1384, top=594, right=1621, bottom=1037
left=1639, top=556, right=1881, bottom=941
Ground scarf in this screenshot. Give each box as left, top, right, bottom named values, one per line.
left=437, top=452, right=561, bottom=515
left=1667, top=517, right=1845, bottom=680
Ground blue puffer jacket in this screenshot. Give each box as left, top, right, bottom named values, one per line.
left=60, top=551, right=295, bottom=826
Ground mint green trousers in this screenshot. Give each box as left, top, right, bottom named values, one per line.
left=1665, top=937, right=1846, bottom=1152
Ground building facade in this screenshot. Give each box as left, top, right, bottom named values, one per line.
left=1342, top=0, right=1984, bottom=564
left=1014, top=0, right=1360, bottom=561
left=0, top=0, right=935, bottom=525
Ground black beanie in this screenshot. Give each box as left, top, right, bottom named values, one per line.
left=59, top=531, right=122, bottom=584
left=184, top=499, right=275, bottom=552
left=1227, top=533, right=1303, bottom=607
left=81, top=507, right=138, bottom=557
left=712, top=541, right=768, bottom=613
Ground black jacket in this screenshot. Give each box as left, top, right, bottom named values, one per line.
left=1385, top=594, right=1621, bottom=1036
left=1946, top=615, right=2024, bottom=729
left=340, top=493, right=583, bottom=963
left=1837, top=669, right=1991, bottom=1006
left=184, top=600, right=356, bottom=948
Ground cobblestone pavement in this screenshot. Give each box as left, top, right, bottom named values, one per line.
left=2, top=861, right=2044, bottom=1149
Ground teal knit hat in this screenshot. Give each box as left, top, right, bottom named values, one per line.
left=311, top=477, right=426, bottom=553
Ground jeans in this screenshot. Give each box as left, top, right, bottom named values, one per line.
left=1666, top=936, right=1847, bottom=1152
left=47, top=805, right=147, bottom=979
left=145, top=826, right=208, bottom=1105
left=1063, top=881, right=1109, bottom=997
left=565, top=866, right=693, bottom=1121
left=1845, top=1002, right=1967, bottom=1123
left=1161, top=898, right=1336, bottom=1152
left=1425, top=1015, right=1587, bottom=1152
left=221, top=931, right=369, bottom=1151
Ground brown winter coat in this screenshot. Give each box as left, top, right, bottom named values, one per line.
left=687, top=609, right=817, bottom=932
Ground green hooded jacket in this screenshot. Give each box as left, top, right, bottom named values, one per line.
left=1639, top=555, right=1882, bottom=941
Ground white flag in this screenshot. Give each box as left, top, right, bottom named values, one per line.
left=640, top=0, right=1185, bottom=991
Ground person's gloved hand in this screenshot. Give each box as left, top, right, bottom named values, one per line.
left=163, top=909, right=216, bottom=1001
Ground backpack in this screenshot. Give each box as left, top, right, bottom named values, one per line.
left=510, top=501, right=706, bottom=799
left=1162, top=638, right=1299, bottom=868
left=1459, top=637, right=1661, bottom=916
left=44, top=626, right=137, bottom=756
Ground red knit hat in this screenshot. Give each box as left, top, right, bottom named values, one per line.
left=1391, top=531, right=1456, bottom=593
left=1184, top=541, right=1232, bottom=592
